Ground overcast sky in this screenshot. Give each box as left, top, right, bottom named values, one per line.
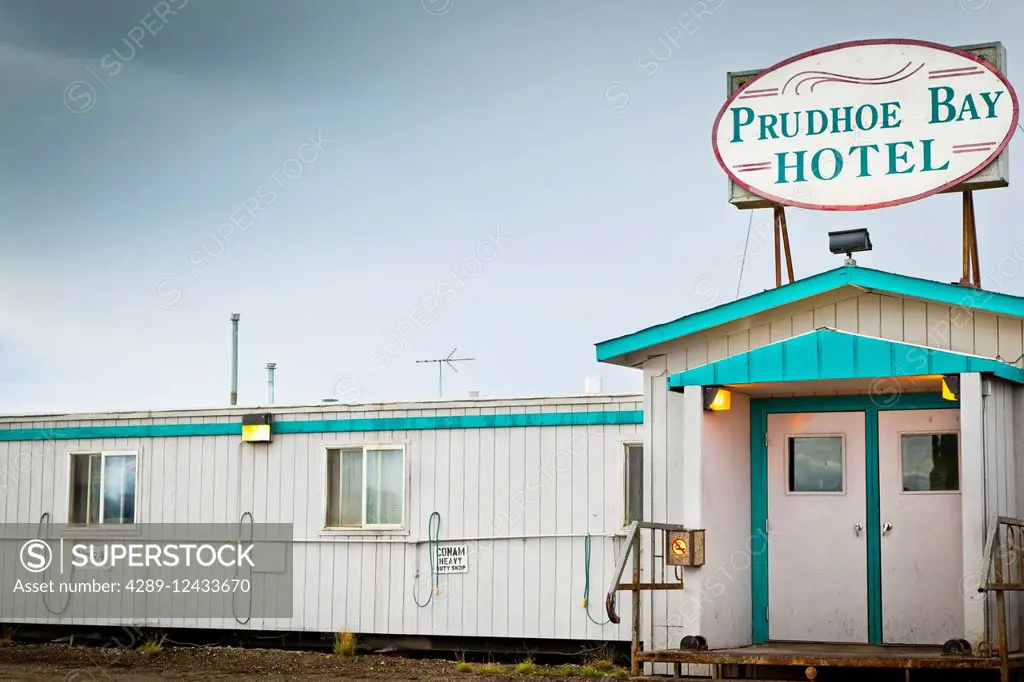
left=1, top=0, right=1022, bottom=413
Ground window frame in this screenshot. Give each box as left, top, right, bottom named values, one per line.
left=323, top=442, right=407, bottom=531
left=897, top=429, right=962, bottom=495
left=66, top=449, right=139, bottom=526
left=783, top=433, right=847, bottom=496
left=622, top=441, right=643, bottom=528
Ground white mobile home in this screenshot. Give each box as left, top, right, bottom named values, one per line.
left=0, top=393, right=642, bottom=650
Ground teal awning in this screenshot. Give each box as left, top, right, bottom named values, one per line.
left=667, top=328, right=1024, bottom=390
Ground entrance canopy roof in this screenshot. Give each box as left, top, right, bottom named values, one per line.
left=597, top=265, right=1024, bottom=365
left=667, top=328, right=1024, bottom=390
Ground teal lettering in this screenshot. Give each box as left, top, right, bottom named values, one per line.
left=811, top=148, right=843, bottom=181
left=980, top=90, right=1004, bottom=118
left=830, top=106, right=853, bottom=133
left=886, top=141, right=915, bottom=175
left=920, top=138, right=949, bottom=172
left=775, top=150, right=807, bottom=184
left=730, top=107, right=755, bottom=143
left=957, top=95, right=979, bottom=121
left=855, top=104, right=879, bottom=131
left=880, top=101, right=901, bottom=129
left=929, top=87, right=956, bottom=124
left=759, top=113, right=780, bottom=140
left=779, top=112, right=801, bottom=139
left=849, top=144, right=879, bottom=177
left=807, top=110, right=828, bottom=136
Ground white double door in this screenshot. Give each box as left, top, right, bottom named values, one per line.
left=766, top=410, right=962, bottom=644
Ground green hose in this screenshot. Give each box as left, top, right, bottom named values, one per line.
left=582, top=534, right=610, bottom=626
left=233, top=511, right=254, bottom=625
left=38, top=513, right=73, bottom=616
left=413, top=511, right=441, bottom=607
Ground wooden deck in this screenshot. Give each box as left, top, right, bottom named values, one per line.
left=639, top=641, right=1024, bottom=671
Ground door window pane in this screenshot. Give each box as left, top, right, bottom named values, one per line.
left=789, top=436, right=843, bottom=492
left=901, top=433, right=959, bottom=492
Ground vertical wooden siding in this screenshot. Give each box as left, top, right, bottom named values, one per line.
left=0, top=398, right=640, bottom=642
left=663, top=291, right=1024, bottom=372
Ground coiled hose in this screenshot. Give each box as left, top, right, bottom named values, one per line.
left=582, top=533, right=610, bottom=626
left=413, top=511, right=441, bottom=607
left=37, top=512, right=73, bottom=615
left=233, top=511, right=254, bottom=625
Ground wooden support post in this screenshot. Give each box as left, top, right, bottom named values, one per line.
left=631, top=531, right=641, bottom=677
left=961, top=191, right=982, bottom=289
left=773, top=205, right=794, bottom=287
left=969, top=193, right=981, bottom=289
left=773, top=208, right=782, bottom=288
left=779, top=206, right=795, bottom=284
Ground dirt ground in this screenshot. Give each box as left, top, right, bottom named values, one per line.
left=0, top=644, right=630, bottom=680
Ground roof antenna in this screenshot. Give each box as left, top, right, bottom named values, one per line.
left=417, top=348, right=475, bottom=399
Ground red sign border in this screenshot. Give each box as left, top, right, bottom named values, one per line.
left=711, top=38, right=1020, bottom=212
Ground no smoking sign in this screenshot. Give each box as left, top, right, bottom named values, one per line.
left=666, top=529, right=706, bottom=567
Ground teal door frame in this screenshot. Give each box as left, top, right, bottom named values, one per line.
left=750, top=393, right=959, bottom=645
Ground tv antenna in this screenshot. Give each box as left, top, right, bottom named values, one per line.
left=417, top=348, right=475, bottom=398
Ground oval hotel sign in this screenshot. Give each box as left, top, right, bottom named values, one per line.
left=712, top=39, right=1019, bottom=211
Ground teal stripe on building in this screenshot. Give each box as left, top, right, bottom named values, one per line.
left=0, top=410, right=644, bottom=442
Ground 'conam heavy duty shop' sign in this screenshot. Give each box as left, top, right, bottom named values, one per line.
left=712, top=39, right=1020, bottom=211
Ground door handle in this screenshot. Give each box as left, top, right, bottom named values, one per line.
left=882, top=522, right=893, bottom=536
left=854, top=523, right=863, bottom=537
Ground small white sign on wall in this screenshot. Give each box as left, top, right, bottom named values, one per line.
left=435, top=544, right=468, bottom=574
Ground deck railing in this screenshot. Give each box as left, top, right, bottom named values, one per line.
left=979, top=515, right=1024, bottom=680
left=605, top=521, right=689, bottom=676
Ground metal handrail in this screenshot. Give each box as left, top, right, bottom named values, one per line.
left=604, top=521, right=691, bottom=624
left=603, top=520, right=692, bottom=677
left=977, top=516, right=1024, bottom=682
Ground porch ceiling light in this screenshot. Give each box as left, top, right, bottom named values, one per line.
left=941, top=374, right=960, bottom=402
left=703, top=386, right=732, bottom=412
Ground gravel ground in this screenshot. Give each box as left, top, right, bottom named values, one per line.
left=0, top=644, right=630, bottom=680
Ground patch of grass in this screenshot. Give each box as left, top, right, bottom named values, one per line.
left=135, top=636, right=165, bottom=657
left=515, top=658, right=536, bottom=675
left=585, top=657, right=615, bottom=671
left=578, top=667, right=604, bottom=678
left=0, top=626, right=16, bottom=647
left=333, top=630, right=356, bottom=657
left=455, top=661, right=473, bottom=673
left=477, top=662, right=508, bottom=675
left=537, top=666, right=575, bottom=678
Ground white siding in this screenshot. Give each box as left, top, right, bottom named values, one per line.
left=0, top=395, right=641, bottom=643
left=983, top=379, right=1022, bottom=651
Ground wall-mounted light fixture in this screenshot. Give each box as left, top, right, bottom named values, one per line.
left=242, top=413, right=273, bottom=442
left=703, top=386, right=732, bottom=412
left=941, top=374, right=960, bottom=402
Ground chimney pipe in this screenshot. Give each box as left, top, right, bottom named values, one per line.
left=230, top=313, right=240, bottom=406
left=266, top=363, right=277, bottom=405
